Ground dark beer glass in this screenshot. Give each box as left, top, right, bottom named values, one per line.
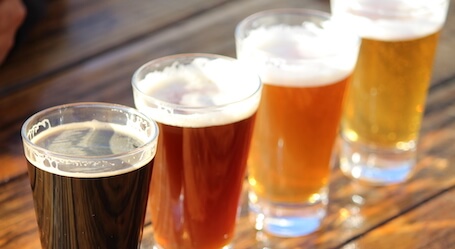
left=132, top=54, right=262, bottom=249
left=21, top=102, right=159, bottom=249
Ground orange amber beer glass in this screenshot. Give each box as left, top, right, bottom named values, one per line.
left=236, top=9, right=359, bottom=237
left=132, top=54, right=261, bottom=249
left=331, top=0, right=449, bottom=184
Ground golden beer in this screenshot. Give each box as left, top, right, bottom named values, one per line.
left=248, top=76, right=349, bottom=203
left=342, top=32, right=441, bottom=148
left=236, top=9, right=359, bottom=237
left=332, top=0, right=449, bottom=184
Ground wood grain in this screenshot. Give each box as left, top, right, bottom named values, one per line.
left=340, top=186, right=455, bottom=249
left=0, top=0, right=233, bottom=96
left=1, top=0, right=455, bottom=248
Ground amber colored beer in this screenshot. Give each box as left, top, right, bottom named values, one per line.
left=248, top=77, right=349, bottom=203
left=132, top=54, right=261, bottom=249
left=150, top=117, right=255, bottom=249
left=342, top=31, right=441, bottom=148
left=237, top=20, right=358, bottom=205
left=236, top=9, right=359, bottom=237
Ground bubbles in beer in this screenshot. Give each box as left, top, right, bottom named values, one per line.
left=27, top=121, right=152, bottom=177
left=39, top=124, right=140, bottom=155
left=237, top=22, right=359, bottom=87
left=141, top=58, right=257, bottom=106
left=331, top=0, right=448, bottom=40
left=134, top=57, right=261, bottom=127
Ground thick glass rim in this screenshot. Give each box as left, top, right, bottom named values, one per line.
left=235, top=8, right=360, bottom=63
left=21, top=102, right=159, bottom=161
left=131, top=53, right=262, bottom=114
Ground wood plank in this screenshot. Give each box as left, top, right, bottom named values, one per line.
left=0, top=0, right=232, bottom=96
left=2, top=0, right=455, bottom=248
left=432, top=0, right=455, bottom=85
left=0, top=175, right=40, bottom=249
left=340, top=186, right=455, bottom=249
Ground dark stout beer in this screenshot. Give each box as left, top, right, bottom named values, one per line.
left=22, top=104, right=158, bottom=249
left=27, top=160, right=153, bottom=249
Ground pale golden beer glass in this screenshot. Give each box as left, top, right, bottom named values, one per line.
left=236, top=9, right=359, bottom=237
left=331, top=0, right=450, bottom=184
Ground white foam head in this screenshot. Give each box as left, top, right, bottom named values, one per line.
left=331, top=0, right=449, bottom=40
left=236, top=15, right=360, bottom=87
left=23, top=121, right=157, bottom=178
left=133, top=56, right=262, bottom=127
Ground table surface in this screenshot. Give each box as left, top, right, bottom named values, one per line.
left=1, top=0, right=455, bottom=248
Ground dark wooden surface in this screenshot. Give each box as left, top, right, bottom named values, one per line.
left=1, top=0, right=455, bottom=248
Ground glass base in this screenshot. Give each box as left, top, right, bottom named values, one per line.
left=339, top=136, right=417, bottom=185
left=248, top=190, right=327, bottom=238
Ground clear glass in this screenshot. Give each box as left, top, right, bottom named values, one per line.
left=236, top=9, right=360, bottom=237
left=331, top=0, right=450, bottom=185
left=132, top=53, right=262, bottom=249
left=21, top=102, right=159, bottom=249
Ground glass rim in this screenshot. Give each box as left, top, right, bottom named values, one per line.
left=21, top=102, right=159, bottom=161
left=131, top=53, right=262, bottom=113
left=235, top=8, right=360, bottom=63
left=331, top=0, right=449, bottom=17
left=236, top=8, right=332, bottom=32
left=235, top=8, right=332, bottom=36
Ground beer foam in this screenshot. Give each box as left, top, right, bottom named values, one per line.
left=331, top=0, right=448, bottom=41
left=133, top=58, right=261, bottom=127
left=24, top=121, right=156, bottom=178
left=236, top=23, right=359, bottom=87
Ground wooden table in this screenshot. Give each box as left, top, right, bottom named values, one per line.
left=1, top=0, right=455, bottom=248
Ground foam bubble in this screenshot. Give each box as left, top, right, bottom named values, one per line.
left=25, top=121, right=155, bottom=178
left=331, top=0, right=448, bottom=40
left=236, top=22, right=359, bottom=87
left=133, top=57, right=261, bottom=127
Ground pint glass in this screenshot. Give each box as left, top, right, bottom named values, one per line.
left=331, top=0, right=450, bottom=185
left=236, top=9, right=359, bottom=237
left=21, top=102, right=159, bottom=249
left=132, top=54, right=262, bottom=249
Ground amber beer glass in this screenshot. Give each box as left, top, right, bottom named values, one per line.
left=236, top=9, right=359, bottom=237
left=21, top=102, right=159, bottom=249
left=132, top=54, right=261, bottom=249
left=331, top=0, right=450, bottom=185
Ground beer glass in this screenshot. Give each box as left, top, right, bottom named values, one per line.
left=21, top=102, right=159, bottom=249
left=236, top=9, right=359, bottom=237
left=331, top=0, right=450, bottom=185
left=132, top=54, right=262, bottom=249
